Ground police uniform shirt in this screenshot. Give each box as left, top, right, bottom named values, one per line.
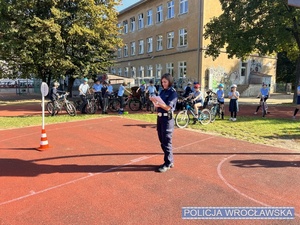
left=118, top=85, right=125, bottom=97
left=147, top=85, right=157, bottom=96
left=216, top=89, right=224, bottom=102
left=108, top=85, right=113, bottom=94
left=260, top=87, right=269, bottom=96
left=157, top=87, right=178, bottom=113
left=93, top=83, right=102, bottom=92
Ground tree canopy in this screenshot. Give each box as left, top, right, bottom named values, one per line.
left=0, top=0, right=122, bottom=85
left=204, top=0, right=300, bottom=100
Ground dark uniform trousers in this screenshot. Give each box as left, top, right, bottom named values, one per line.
left=157, top=116, right=174, bottom=166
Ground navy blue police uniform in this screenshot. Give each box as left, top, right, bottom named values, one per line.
left=157, top=87, right=178, bottom=167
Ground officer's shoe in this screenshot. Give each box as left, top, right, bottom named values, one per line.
left=157, top=163, right=174, bottom=173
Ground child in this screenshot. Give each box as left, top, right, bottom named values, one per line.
left=254, top=83, right=270, bottom=115
left=137, top=81, right=147, bottom=106
left=228, top=84, right=239, bottom=121
left=216, top=83, right=225, bottom=119
left=101, top=81, right=109, bottom=114
left=117, top=82, right=131, bottom=114
left=293, top=81, right=300, bottom=119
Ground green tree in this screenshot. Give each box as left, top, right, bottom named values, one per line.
left=204, top=0, right=300, bottom=102
left=0, top=0, right=122, bottom=93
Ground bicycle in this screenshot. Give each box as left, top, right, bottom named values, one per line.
left=258, top=95, right=268, bottom=117
left=110, top=93, right=142, bottom=112
left=175, top=99, right=211, bottom=128
left=85, top=94, right=98, bottom=114
left=146, top=93, right=156, bottom=113
left=46, top=92, right=77, bottom=116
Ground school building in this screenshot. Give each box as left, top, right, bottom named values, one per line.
left=110, top=0, right=277, bottom=96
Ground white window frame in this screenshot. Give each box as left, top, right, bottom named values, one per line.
left=131, top=66, right=136, bottom=78
left=167, top=31, right=174, bottom=49
left=166, top=62, right=174, bottom=76
left=146, top=65, right=153, bottom=77
left=117, top=23, right=122, bottom=34
left=131, top=42, right=136, bottom=56
left=124, top=67, right=129, bottom=77
left=147, top=9, right=153, bottom=26
left=157, top=35, right=163, bottom=51
left=138, top=13, right=144, bottom=29
left=118, top=68, right=122, bottom=76
left=156, top=64, right=162, bottom=79
left=138, top=40, right=144, bottom=54
left=179, top=28, right=187, bottom=46
left=179, top=0, right=188, bottom=14
left=130, top=17, right=135, bottom=32
left=147, top=37, right=153, bottom=53
left=123, top=20, right=128, bottom=34
left=167, top=0, right=175, bottom=19
left=156, top=5, right=163, bottom=23
left=123, top=44, right=128, bottom=57
left=178, top=61, right=187, bottom=78
left=117, top=48, right=122, bottom=58
left=139, top=66, right=144, bottom=78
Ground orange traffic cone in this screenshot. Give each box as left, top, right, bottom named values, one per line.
left=37, top=129, right=50, bottom=151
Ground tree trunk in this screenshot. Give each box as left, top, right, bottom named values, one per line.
left=294, top=55, right=300, bottom=103
left=68, top=76, right=75, bottom=98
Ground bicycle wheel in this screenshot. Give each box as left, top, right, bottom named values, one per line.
left=150, top=101, right=155, bottom=113
left=129, top=99, right=142, bottom=111
left=65, top=102, right=77, bottom=116
left=210, top=106, right=217, bottom=123
left=46, top=102, right=59, bottom=115
left=109, top=99, right=121, bottom=112
left=262, top=102, right=266, bottom=117
left=175, top=110, right=190, bottom=128
left=199, top=109, right=211, bottom=125
left=85, top=101, right=96, bottom=114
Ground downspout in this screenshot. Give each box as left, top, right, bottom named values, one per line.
left=197, top=0, right=204, bottom=85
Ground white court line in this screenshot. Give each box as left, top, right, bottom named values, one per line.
left=0, top=117, right=118, bottom=143
left=0, top=136, right=213, bottom=206
left=217, top=155, right=300, bottom=218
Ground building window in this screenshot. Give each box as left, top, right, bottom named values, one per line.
left=179, top=0, right=188, bottom=14
left=131, top=66, right=136, bottom=78
left=131, top=42, right=136, bottom=56
left=117, top=48, right=122, bottom=58
left=139, top=66, right=144, bottom=78
left=241, top=62, right=248, bottom=76
left=179, top=28, right=187, bottom=46
left=123, top=44, right=128, bottom=57
left=118, top=68, right=122, bottom=76
left=157, top=35, right=163, bottom=51
left=124, top=67, right=129, bottom=77
left=156, top=64, right=162, bottom=79
left=166, top=62, right=174, bottom=76
left=167, top=0, right=175, bottom=19
left=147, top=37, right=153, bottom=53
left=138, top=13, right=144, bottom=29
left=156, top=5, right=163, bottom=23
left=138, top=40, right=144, bottom=54
left=130, top=17, right=135, bottom=32
left=123, top=20, right=128, bottom=34
left=147, top=9, right=153, bottom=26
left=117, top=23, right=122, bottom=34
left=178, top=61, right=187, bottom=78
left=167, top=31, right=174, bottom=49
left=111, top=68, right=116, bottom=74
left=146, top=65, right=153, bottom=77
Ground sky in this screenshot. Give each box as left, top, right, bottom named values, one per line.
left=116, top=0, right=140, bottom=12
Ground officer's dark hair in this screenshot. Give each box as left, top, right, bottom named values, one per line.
left=161, top=73, right=173, bottom=88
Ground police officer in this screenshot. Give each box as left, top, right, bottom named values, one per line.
left=150, top=73, right=178, bottom=173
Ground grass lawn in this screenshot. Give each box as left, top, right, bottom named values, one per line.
left=0, top=112, right=299, bottom=151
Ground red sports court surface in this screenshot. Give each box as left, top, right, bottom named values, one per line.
left=0, top=117, right=299, bottom=225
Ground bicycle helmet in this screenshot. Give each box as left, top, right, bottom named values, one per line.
left=218, top=83, right=224, bottom=88
left=141, top=81, right=146, bottom=85
left=230, top=84, right=237, bottom=88
left=84, top=78, right=88, bottom=82
left=194, top=84, right=200, bottom=89
left=53, top=81, right=60, bottom=87
left=149, top=80, right=153, bottom=84
left=262, top=83, right=267, bottom=87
